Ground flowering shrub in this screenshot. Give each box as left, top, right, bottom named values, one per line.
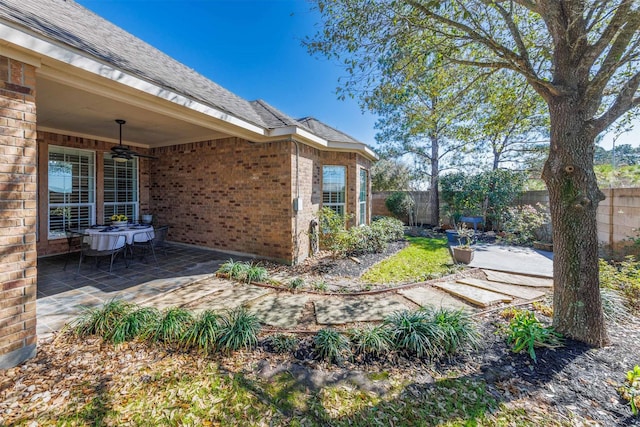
left=500, top=204, right=549, bottom=246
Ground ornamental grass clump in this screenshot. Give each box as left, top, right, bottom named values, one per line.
left=109, top=306, right=160, bottom=344
left=181, top=310, right=222, bottom=355
left=384, top=309, right=442, bottom=359
left=314, top=328, right=351, bottom=364
left=73, top=299, right=136, bottom=338
left=217, top=307, right=261, bottom=352
left=348, top=324, right=392, bottom=358
left=428, top=307, right=481, bottom=356
left=151, top=307, right=194, bottom=346
left=267, top=333, right=299, bottom=353
left=506, top=310, right=563, bottom=363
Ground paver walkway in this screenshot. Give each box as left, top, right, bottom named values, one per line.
left=36, top=243, right=555, bottom=336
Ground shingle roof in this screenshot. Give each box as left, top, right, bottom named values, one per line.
left=297, top=117, right=363, bottom=144
left=250, top=100, right=303, bottom=129
left=0, top=0, right=268, bottom=128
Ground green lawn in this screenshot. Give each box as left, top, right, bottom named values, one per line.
left=361, top=236, right=455, bottom=284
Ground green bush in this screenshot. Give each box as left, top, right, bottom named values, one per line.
left=314, top=328, right=351, bottom=364
left=182, top=310, right=222, bottom=355
left=428, top=307, right=481, bottom=355
left=288, top=277, right=305, bottom=290
left=217, top=260, right=269, bottom=284
left=267, top=333, right=299, bottom=353
left=73, top=299, right=136, bottom=338
left=385, top=191, right=415, bottom=220
left=218, top=307, right=261, bottom=352
left=384, top=310, right=442, bottom=359
left=151, top=307, right=194, bottom=345
left=506, top=310, right=563, bottom=362
left=348, top=324, right=392, bottom=357
left=371, top=216, right=405, bottom=241
left=500, top=204, right=550, bottom=245
left=110, top=306, right=160, bottom=344
left=599, top=256, right=640, bottom=313
left=318, top=206, right=349, bottom=253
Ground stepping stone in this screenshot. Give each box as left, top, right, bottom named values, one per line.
left=435, top=283, right=512, bottom=308
left=483, top=270, right=553, bottom=288
left=315, top=295, right=409, bottom=325
left=247, top=293, right=310, bottom=328
left=185, top=284, right=271, bottom=312
left=142, top=278, right=233, bottom=310
left=456, top=278, right=547, bottom=301
left=398, top=286, right=475, bottom=312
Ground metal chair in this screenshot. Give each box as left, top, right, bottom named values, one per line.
left=129, top=229, right=157, bottom=265
left=63, top=228, right=84, bottom=270
left=77, top=233, right=128, bottom=273
left=151, top=225, right=170, bottom=255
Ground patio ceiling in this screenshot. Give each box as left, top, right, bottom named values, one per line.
left=36, top=74, right=232, bottom=149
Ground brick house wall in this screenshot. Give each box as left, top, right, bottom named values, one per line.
left=150, top=138, right=294, bottom=263
left=36, top=132, right=152, bottom=256
left=0, top=56, right=38, bottom=369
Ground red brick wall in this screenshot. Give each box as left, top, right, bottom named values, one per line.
left=0, top=56, right=38, bottom=368
left=150, top=138, right=294, bottom=262
left=36, top=132, right=152, bottom=256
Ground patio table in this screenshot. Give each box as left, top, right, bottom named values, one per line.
left=84, top=225, right=154, bottom=251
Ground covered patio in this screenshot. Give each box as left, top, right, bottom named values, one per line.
left=36, top=244, right=235, bottom=336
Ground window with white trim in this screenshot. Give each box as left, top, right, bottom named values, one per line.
left=322, top=165, right=346, bottom=216
left=359, top=168, right=368, bottom=225
left=48, top=146, right=95, bottom=239
left=103, top=157, right=138, bottom=223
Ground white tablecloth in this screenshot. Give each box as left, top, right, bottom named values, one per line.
left=84, top=226, right=154, bottom=251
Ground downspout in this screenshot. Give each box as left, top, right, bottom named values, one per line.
left=293, top=138, right=300, bottom=265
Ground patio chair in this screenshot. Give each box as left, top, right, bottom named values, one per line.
left=63, top=228, right=84, bottom=270
left=129, top=229, right=157, bottom=265
left=152, top=225, right=170, bottom=256
left=77, top=233, right=128, bottom=273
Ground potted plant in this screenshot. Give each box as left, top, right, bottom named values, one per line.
left=110, top=214, right=128, bottom=226
left=452, top=224, right=475, bottom=264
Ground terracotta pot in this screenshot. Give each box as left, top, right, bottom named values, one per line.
left=452, top=246, right=474, bottom=264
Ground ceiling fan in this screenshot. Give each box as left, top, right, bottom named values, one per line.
left=111, top=119, right=157, bottom=162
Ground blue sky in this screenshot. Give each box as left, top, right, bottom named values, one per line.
left=75, top=0, right=638, bottom=152
left=74, top=0, right=379, bottom=146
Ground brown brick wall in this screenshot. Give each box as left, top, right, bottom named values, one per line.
left=0, top=56, right=38, bottom=368
left=36, top=132, right=152, bottom=256
left=150, top=138, right=294, bottom=263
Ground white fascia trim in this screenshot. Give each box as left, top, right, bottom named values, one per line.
left=0, top=22, right=266, bottom=137
left=270, top=126, right=378, bottom=160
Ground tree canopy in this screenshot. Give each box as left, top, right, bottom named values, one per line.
left=307, top=0, right=640, bottom=347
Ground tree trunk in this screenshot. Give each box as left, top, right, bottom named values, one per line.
left=429, top=135, right=440, bottom=226
left=542, top=99, right=608, bottom=347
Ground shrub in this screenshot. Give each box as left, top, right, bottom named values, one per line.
left=218, top=258, right=249, bottom=279
left=370, top=216, right=405, bottom=241
left=267, top=333, right=299, bottom=353
left=217, top=260, right=269, bottom=284
left=506, top=310, right=563, bottom=362
left=314, top=328, right=351, bottom=364
left=288, top=277, right=305, bottom=290
left=218, top=307, right=261, bottom=352
left=619, top=365, right=640, bottom=416
left=599, top=256, right=640, bottom=313
left=182, top=310, right=222, bottom=355
left=110, top=306, right=160, bottom=344
left=151, top=307, right=194, bottom=345
left=384, top=310, right=442, bottom=359
left=318, top=206, right=349, bottom=253
left=73, top=299, right=136, bottom=338
left=348, top=324, right=392, bottom=358
left=500, top=204, right=550, bottom=246
left=244, top=264, right=268, bottom=284
left=428, top=307, right=481, bottom=356
left=385, top=192, right=415, bottom=220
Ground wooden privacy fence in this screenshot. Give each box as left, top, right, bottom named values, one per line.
left=372, top=188, right=640, bottom=249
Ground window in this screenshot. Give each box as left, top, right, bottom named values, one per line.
left=322, top=165, right=346, bottom=216
left=359, top=168, right=368, bottom=225
left=48, top=146, right=95, bottom=239
left=103, top=157, right=138, bottom=223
